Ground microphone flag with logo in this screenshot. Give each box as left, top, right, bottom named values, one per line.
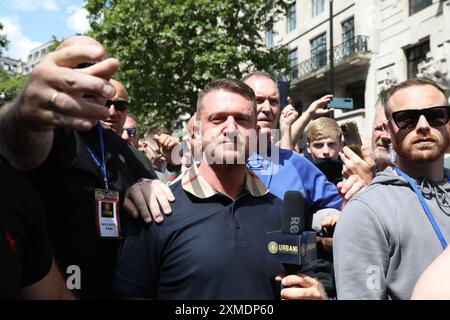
left=266, top=191, right=317, bottom=275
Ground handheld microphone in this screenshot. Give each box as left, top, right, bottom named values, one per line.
left=266, top=191, right=317, bottom=276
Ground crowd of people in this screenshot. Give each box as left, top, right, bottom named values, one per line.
left=1, top=35, right=450, bottom=300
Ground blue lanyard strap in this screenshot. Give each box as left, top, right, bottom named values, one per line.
left=394, top=167, right=448, bottom=250
left=86, top=123, right=109, bottom=190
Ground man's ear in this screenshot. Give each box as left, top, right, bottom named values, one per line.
left=192, top=120, right=203, bottom=162
left=306, top=142, right=311, bottom=155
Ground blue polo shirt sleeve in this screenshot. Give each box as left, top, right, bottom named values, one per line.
left=281, top=149, right=343, bottom=210
left=113, top=219, right=160, bottom=298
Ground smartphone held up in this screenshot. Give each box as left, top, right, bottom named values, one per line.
left=341, top=122, right=363, bottom=159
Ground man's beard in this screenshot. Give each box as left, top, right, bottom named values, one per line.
left=393, top=133, right=449, bottom=163
left=373, top=145, right=391, bottom=165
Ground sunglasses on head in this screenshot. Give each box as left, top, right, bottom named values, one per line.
left=124, top=127, right=138, bottom=137
left=390, top=106, right=450, bottom=130
left=104, top=99, right=129, bottom=111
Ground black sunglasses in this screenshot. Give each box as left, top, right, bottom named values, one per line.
left=124, top=127, right=138, bottom=137
left=105, top=99, right=129, bottom=111
left=390, top=106, right=450, bottom=130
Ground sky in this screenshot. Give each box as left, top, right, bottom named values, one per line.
left=0, top=0, right=90, bottom=61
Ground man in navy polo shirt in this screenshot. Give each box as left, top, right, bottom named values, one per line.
left=124, top=72, right=366, bottom=223
left=113, top=79, right=327, bottom=300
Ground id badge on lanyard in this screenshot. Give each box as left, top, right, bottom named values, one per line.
left=95, top=188, right=121, bottom=239
left=87, top=123, right=122, bottom=239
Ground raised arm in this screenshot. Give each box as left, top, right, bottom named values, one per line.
left=0, top=37, right=119, bottom=169
left=290, top=95, right=334, bottom=147
left=278, top=101, right=299, bottom=150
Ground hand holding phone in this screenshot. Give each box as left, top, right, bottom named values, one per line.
left=328, top=97, right=354, bottom=110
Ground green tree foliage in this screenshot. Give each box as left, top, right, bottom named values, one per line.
left=85, top=0, right=290, bottom=129
left=0, top=69, right=28, bottom=103
left=49, top=35, right=63, bottom=51
left=0, top=22, right=9, bottom=55
left=0, top=23, right=9, bottom=56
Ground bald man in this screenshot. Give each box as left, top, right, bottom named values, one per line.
left=102, top=79, right=129, bottom=135
left=0, top=35, right=155, bottom=299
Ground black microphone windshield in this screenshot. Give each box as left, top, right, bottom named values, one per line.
left=282, top=191, right=306, bottom=235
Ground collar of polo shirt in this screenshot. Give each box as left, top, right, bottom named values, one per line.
left=181, top=163, right=269, bottom=199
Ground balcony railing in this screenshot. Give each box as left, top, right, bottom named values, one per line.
left=291, top=35, right=369, bottom=80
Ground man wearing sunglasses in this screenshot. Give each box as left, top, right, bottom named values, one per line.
left=102, top=81, right=155, bottom=176
left=0, top=35, right=156, bottom=299
left=101, top=79, right=129, bottom=135
left=334, top=78, right=450, bottom=300
left=121, top=113, right=140, bottom=148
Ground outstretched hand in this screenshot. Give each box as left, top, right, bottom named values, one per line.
left=17, top=38, right=119, bottom=133
left=341, top=145, right=376, bottom=185
left=305, top=95, right=334, bottom=118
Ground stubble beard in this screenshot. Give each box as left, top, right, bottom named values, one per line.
left=393, top=133, right=449, bottom=163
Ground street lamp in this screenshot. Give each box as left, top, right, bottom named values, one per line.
left=329, top=0, right=335, bottom=95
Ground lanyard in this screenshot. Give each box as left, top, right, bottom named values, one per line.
left=394, top=167, right=448, bottom=250
left=86, top=123, right=109, bottom=190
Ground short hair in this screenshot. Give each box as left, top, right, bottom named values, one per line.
left=241, top=71, right=276, bottom=83
left=196, top=78, right=256, bottom=118
left=127, top=113, right=138, bottom=122
left=306, top=117, right=342, bottom=143
left=144, top=127, right=170, bottom=142
left=384, top=78, right=449, bottom=119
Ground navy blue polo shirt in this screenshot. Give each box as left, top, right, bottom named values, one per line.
left=113, top=165, right=284, bottom=299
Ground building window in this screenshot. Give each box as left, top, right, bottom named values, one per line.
left=266, top=22, right=274, bottom=46
left=342, top=18, right=355, bottom=56
left=406, top=40, right=430, bottom=79
left=287, top=2, right=296, bottom=33
left=345, top=80, right=366, bottom=111
left=409, top=0, right=432, bottom=15
left=289, top=48, right=298, bottom=79
left=311, top=33, right=327, bottom=70
left=312, top=0, right=325, bottom=17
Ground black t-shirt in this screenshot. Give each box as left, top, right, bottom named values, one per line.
left=0, top=162, right=52, bottom=299
left=113, top=180, right=284, bottom=300
left=303, top=151, right=343, bottom=186
left=25, top=126, right=155, bottom=299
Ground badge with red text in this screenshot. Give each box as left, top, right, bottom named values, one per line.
left=95, top=189, right=121, bottom=239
